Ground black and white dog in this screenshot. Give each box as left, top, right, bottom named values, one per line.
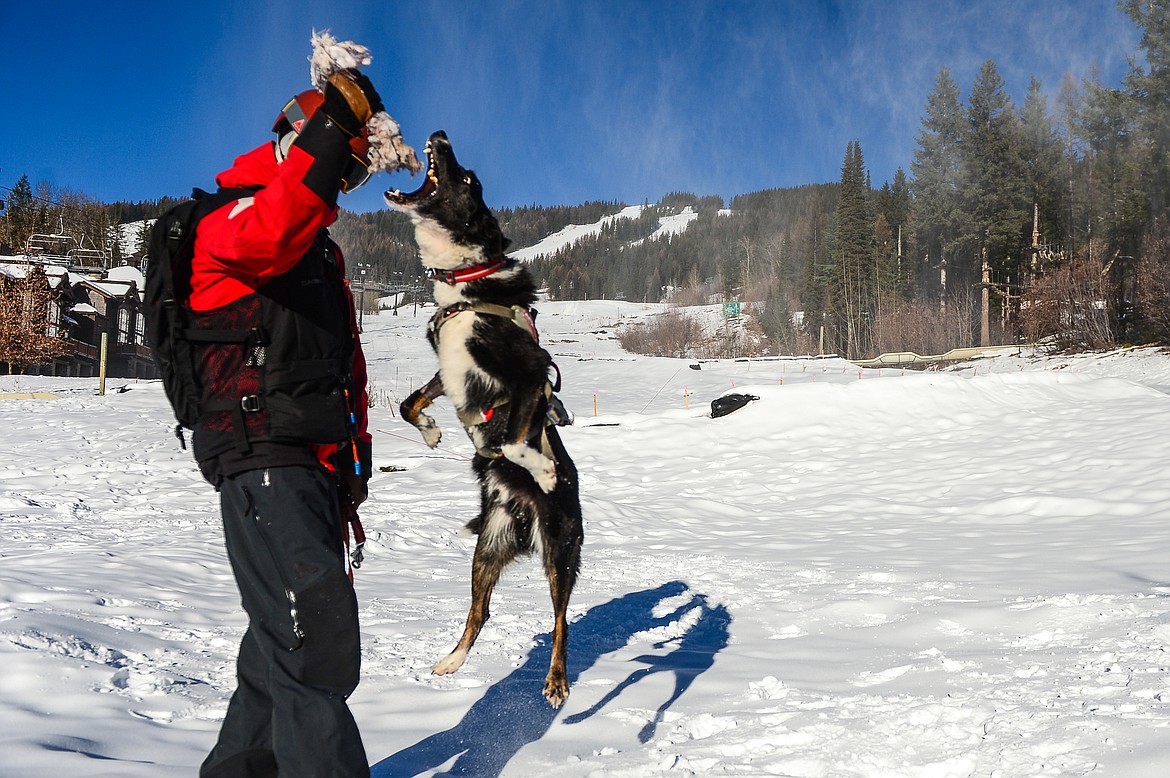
left=385, top=131, right=583, bottom=708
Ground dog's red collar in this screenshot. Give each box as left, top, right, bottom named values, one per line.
left=427, top=256, right=515, bottom=285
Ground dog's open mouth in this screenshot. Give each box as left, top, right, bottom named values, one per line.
left=385, top=131, right=447, bottom=207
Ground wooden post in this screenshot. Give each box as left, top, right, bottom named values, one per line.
left=980, top=247, right=991, bottom=347
left=99, top=332, right=108, bottom=396
left=1031, top=202, right=1041, bottom=275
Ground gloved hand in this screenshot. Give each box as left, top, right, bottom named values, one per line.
left=322, top=71, right=384, bottom=137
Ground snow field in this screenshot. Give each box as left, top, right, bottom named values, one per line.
left=1, top=301, right=1169, bottom=776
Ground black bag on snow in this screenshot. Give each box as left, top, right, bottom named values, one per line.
left=710, top=393, right=760, bottom=418
left=144, top=188, right=254, bottom=441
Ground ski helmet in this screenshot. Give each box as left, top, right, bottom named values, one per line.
left=274, top=89, right=372, bottom=193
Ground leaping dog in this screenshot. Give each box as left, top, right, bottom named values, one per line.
left=386, top=131, right=583, bottom=707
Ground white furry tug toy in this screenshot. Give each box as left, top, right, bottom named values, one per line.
left=309, top=30, right=422, bottom=176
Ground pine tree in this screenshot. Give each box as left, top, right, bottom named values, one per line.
left=136, top=220, right=153, bottom=256
left=1121, top=0, right=1170, bottom=220
left=760, top=287, right=796, bottom=355
left=832, top=140, right=875, bottom=357
left=1019, top=77, right=1067, bottom=253
left=1080, top=71, right=1146, bottom=258
left=797, top=190, right=832, bottom=351
left=910, top=68, right=968, bottom=299
left=3, top=175, right=46, bottom=254
left=876, top=168, right=913, bottom=294
left=964, top=60, right=1030, bottom=284
left=1055, top=72, right=1086, bottom=253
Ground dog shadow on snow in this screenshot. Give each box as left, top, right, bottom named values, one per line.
left=371, top=580, right=731, bottom=778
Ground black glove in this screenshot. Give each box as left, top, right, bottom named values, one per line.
left=322, top=71, right=384, bottom=137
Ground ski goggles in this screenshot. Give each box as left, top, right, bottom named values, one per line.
left=341, top=136, right=373, bottom=194
left=277, top=95, right=373, bottom=194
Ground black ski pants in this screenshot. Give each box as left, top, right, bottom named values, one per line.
left=200, top=465, right=369, bottom=778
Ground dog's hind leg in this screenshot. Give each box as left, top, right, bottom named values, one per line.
left=541, top=522, right=582, bottom=707
left=541, top=564, right=574, bottom=707
left=433, top=511, right=519, bottom=676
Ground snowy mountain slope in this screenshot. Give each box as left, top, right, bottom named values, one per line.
left=509, top=205, right=644, bottom=262
left=2, top=303, right=1170, bottom=776
left=117, top=219, right=152, bottom=256
left=509, top=205, right=701, bottom=262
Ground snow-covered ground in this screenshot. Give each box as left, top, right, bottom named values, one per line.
left=2, top=300, right=1170, bottom=777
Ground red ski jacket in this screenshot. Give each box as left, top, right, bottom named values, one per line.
left=189, top=141, right=371, bottom=468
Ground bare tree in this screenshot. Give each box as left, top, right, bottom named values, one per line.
left=0, top=265, right=68, bottom=374
left=870, top=288, right=983, bottom=357
left=616, top=311, right=706, bottom=358
left=1020, top=243, right=1117, bottom=351
left=1134, top=220, right=1170, bottom=342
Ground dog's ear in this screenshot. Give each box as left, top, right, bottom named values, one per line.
left=462, top=170, right=511, bottom=255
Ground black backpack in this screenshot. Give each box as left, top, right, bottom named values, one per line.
left=710, top=392, right=759, bottom=418
left=144, top=187, right=254, bottom=445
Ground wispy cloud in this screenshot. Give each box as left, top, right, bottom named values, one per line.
left=0, top=0, right=1143, bottom=209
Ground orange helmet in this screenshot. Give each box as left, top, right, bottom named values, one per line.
left=274, top=89, right=372, bottom=193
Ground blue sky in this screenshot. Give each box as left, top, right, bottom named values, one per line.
left=1, top=1, right=1142, bottom=214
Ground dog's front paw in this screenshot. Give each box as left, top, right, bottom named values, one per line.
left=533, top=463, right=557, bottom=494
left=418, top=415, right=442, bottom=448
left=501, top=443, right=557, bottom=493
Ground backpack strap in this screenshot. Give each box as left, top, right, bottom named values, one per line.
left=155, top=187, right=258, bottom=448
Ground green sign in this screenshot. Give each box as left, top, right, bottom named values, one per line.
left=723, top=301, right=742, bottom=316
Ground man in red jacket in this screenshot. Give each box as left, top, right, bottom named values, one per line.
left=194, top=73, right=380, bottom=778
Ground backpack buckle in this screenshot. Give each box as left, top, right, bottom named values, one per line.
left=240, top=394, right=262, bottom=413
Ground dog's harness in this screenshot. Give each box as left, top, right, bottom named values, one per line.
left=429, top=301, right=540, bottom=344
left=427, top=299, right=569, bottom=459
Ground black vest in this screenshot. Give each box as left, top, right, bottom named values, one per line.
left=191, top=230, right=355, bottom=464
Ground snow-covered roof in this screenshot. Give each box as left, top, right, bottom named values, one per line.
left=0, top=262, right=31, bottom=279
left=106, top=264, right=145, bottom=286
left=83, top=279, right=137, bottom=299
left=1, top=259, right=147, bottom=297
left=1, top=261, right=71, bottom=287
